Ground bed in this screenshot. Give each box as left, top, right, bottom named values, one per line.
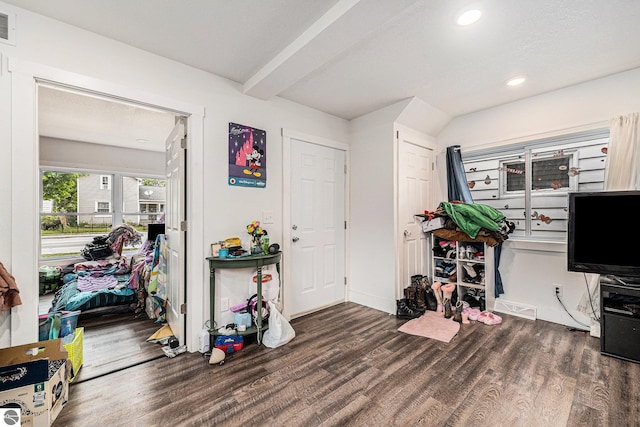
left=46, top=224, right=168, bottom=322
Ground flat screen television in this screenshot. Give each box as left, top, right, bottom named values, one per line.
left=568, top=190, right=640, bottom=282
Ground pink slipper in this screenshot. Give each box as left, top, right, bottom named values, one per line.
left=476, top=310, right=490, bottom=322
left=467, top=308, right=481, bottom=321
left=483, top=312, right=502, bottom=325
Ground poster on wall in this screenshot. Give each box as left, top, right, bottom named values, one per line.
left=228, top=122, right=267, bottom=188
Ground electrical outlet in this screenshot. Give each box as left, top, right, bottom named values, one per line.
left=554, top=284, right=563, bottom=298
left=220, top=297, right=229, bottom=312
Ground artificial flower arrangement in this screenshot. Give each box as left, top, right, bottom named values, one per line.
left=246, top=220, right=268, bottom=254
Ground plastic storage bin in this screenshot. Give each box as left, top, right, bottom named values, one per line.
left=63, top=327, right=84, bottom=382
left=38, top=310, right=81, bottom=341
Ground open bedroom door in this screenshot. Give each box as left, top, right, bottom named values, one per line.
left=164, top=117, right=187, bottom=344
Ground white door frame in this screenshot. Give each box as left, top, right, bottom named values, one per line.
left=282, top=128, right=350, bottom=319
left=394, top=124, right=436, bottom=300
left=8, top=58, right=205, bottom=352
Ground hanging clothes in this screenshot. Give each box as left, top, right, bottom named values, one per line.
left=0, top=261, right=23, bottom=311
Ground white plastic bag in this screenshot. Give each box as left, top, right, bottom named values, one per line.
left=249, top=264, right=280, bottom=301
left=262, top=300, right=295, bottom=348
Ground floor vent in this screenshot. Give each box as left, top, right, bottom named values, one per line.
left=493, top=299, right=537, bottom=320
left=0, top=11, right=16, bottom=45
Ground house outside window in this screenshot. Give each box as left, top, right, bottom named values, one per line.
left=40, top=169, right=165, bottom=259
left=126, top=178, right=166, bottom=225
left=462, top=130, right=609, bottom=241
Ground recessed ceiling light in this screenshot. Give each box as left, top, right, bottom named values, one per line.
left=456, top=9, right=482, bottom=26
left=506, top=76, right=527, bottom=87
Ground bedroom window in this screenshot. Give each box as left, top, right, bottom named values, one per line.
left=462, top=129, right=609, bottom=241
left=40, top=169, right=165, bottom=259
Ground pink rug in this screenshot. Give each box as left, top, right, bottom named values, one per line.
left=398, top=310, right=460, bottom=343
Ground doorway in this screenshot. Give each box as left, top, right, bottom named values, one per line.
left=9, top=59, right=205, bottom=352
left=36, top=84, right=185, bottom=380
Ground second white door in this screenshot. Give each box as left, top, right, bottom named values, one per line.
left=290, top=139, right=346, bottom=316
left=398, top=135, right=434, bottom=295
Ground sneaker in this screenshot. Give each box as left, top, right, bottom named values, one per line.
left=462, top=263, right=477, bottom=279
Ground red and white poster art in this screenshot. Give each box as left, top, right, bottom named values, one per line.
left=228, top=122, right=266, bottom=188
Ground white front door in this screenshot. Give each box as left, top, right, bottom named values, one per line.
left=290, top=139, right=346, bottom=316
left=164, top=118, right=186, bottom=344
left=398, top=134, right=434, bottom=296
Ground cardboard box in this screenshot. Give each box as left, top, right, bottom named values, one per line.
left=0, top=339, right=71, bottom=427
left=422, top=216, right=445, bottom=232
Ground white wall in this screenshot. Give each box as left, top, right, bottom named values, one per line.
left=348, top=99, right=445, bottom=315
left=437, top=67, right=640, bottom=328
left=348, top=103, right=402, bottom=313
left=0, top=2, right=349, bottom=348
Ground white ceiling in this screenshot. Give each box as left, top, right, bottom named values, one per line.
left=8, top=0, right=640, bottom=149
left=38, top=85, right=178, bottom=152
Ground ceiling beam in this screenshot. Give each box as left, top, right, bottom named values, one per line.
left=242, top=0, right=419, bottom=100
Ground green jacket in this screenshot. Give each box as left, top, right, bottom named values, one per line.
left=438, top=202, right=505, bottom=239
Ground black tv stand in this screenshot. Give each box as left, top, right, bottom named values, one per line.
left=602, top=274, right=640, bottom=288
left=600, top=278, right=640, bottom=363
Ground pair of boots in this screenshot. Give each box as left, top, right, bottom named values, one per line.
left=431, top=282, right=456, bottom=316
left=443, top=298, right=464, bottom=322
left=405, top=274, right=434, bottom=312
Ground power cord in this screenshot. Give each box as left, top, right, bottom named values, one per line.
left=584, top=273, right=600, bottom=321
left=555, top=289, right=590, bottom=330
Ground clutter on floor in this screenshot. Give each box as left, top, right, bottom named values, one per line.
left=397, top=272, right=504, bottom=343
left=146, top=324, right=174, bottom=344
left=208, top=348, right=226, bottom=365
left=147, top=324, right=187, bottom=358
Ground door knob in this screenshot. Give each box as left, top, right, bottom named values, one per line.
left=404, top=230, right=411, bottom=237
left=292, top=236, right=299, bottom=242
left=292, top=224, right=298, bottom=230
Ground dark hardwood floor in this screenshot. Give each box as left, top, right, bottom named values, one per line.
left=72, top=307, right=166, bottom=383
left=53, top=302, right=640, bottom=427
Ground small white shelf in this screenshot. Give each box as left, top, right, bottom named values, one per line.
left=428, top=234, right=495, bottom=310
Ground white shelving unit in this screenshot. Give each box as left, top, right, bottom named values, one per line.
left=428, top=234, right=495, bottom=311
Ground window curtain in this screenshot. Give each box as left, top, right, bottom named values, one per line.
left=446, top=145, right=473, bottom=203
left=577, top=112, right=640, bottom=319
